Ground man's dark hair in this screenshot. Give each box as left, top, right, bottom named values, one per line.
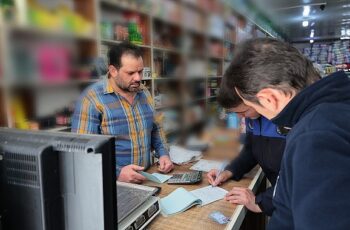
left=217, top=76, right=243, bottom=109
left=225, top=38, right=321, bottom=103
left=108, top=42, right=142, bottom=68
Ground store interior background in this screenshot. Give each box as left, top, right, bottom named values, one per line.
left=0, top=0, right=349, bottom=144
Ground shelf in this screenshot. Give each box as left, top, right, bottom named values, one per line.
left=153, top=46, right=182, bottom=54
left=100, top=0, right=150, bottom=16
left=70, top=79, right=101, bottom=84
left=208, top=76, right=223, bottom=79
left=185, top=97, right=207, bottom=104
left=185, top=77, right=207, bottom=81
left=101, top=39, right=151, bottom=48
left=8, top=24, right=97, bottom=41
left=154, top=77, right=181, bottom=81
left=181, top=0, right=208, bottom=14
left=7, top=79, right=100, bottom=88
left=155, top=103, right=181, bottom=110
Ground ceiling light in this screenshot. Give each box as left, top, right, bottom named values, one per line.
left=340, top=36, right=350, bottom=40
left=341, top=21, right=350, bottom=24
left=310, top=29, right=314, bottom=38
left=343, top=13, right=350, bottom=16
left=347, top=29, right=350, bottom=36
left=311, top=22, right=315, bottom=26
left=342, top=18, right=350, bottom=21
left=310, top=39, right=314, bottom=43
left=342, top=4, right=350, bottom=8
left=341, top=28, right=346, bottom=36
left=302, top=20, right=309, bottom=27
left=303, top=5, right=310, bottom=17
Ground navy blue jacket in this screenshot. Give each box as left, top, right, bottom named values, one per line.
left=226, top=116, right=286, bottom=216
left=269, top=71, right=350, bottom=230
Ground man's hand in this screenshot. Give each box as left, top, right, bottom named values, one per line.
left=118, top=165, right=146, bottom=184
left=207, top=169, right=233, bottom=186
left=158, top=155, right=174, bottom=173
left=225, top=187, right=262, bottom=213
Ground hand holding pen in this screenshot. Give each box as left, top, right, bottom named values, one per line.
left=207, top=162, right=232, bottom=186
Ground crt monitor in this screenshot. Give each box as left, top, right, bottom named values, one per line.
left=0, top=128, right=117, bottom=230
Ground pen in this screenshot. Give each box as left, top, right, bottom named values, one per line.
left=213, top=162, right=226, bottom=186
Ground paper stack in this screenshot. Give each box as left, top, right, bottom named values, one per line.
left=169, top=145, right=202, bottom=165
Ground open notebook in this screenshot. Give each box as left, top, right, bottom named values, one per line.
left=159, top=186, right=228, bottom=216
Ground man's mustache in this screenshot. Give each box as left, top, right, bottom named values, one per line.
left=131, top=81, right=141, bottom=85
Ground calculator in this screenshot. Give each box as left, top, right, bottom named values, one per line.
left=167, top=171, right=202, bottom=184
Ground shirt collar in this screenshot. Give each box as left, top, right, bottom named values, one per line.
left=103, top=76, right=114, bottom=95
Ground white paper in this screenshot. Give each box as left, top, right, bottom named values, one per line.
left=190, top=186, right=228, bottom=206
left=140, top=171, right=172, bottom=183
left=169, top=145, right=202, bottom=164
left=190, top=159, right=225, bottom=172
left=152, top=173, right=172, bottom=183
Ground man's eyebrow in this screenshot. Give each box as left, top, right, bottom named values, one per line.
left=125, top=69, right=143, bottom=73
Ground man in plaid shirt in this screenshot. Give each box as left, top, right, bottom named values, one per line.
left=72, top=42, right=174, bottom=183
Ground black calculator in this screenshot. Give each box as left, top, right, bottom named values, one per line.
left=167, top=171, right=202, bottom=184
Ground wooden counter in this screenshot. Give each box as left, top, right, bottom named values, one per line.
left=143, top=128, right=265, bottom=230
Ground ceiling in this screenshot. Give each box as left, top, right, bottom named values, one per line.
left=249, top=0, right=350, bottom=42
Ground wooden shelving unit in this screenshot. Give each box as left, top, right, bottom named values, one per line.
left=0, top=0, right=273, bottom=142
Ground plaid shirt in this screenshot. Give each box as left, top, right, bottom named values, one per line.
left=71, top=78, right=169, bottom=176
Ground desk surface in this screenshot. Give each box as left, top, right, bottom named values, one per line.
left=143, top=128, right=264, bottom=230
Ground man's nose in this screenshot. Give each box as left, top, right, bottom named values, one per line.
left=134, top=72, right=142, bottom=81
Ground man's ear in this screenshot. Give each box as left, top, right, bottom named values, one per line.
left=108, top=65, right=118, bottom=78
left=256, top=88, right=281, bottom=112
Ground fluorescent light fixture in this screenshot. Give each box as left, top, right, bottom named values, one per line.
left=342, top=4, right=350, bottom=8
left=302, top=20, right=309, bottom=27
left=341, top=28, right=346, bottom=36
left=343, top=13, right=350, bottom=16
left=341, top=21, right=350, bottom=25
left=303, top=5, right=310, bottom=17
left=347, top=29, right=350, bottom=36
left=310, top=29, right=314, bottom=38
left=311, top=22, right=315, bottom=26
left=310, top=39, right=314, bottom=43
left=342, top=18, right=350, bottom=21
left=340, top=36, right=350, bottom=40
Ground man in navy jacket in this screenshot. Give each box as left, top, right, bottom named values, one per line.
left=207, top=79, right=286, bottom=216
left=225, top=37, right=350, bottom=229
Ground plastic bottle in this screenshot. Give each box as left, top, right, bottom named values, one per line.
left=227, top=112, right=239, bottom=129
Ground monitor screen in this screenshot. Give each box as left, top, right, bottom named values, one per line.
left=0, top=128, right=117, bottom=230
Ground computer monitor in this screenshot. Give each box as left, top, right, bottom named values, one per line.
left=0, top=140, right=62, bottom=230
left=0, top=128, right=117, bottom=230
